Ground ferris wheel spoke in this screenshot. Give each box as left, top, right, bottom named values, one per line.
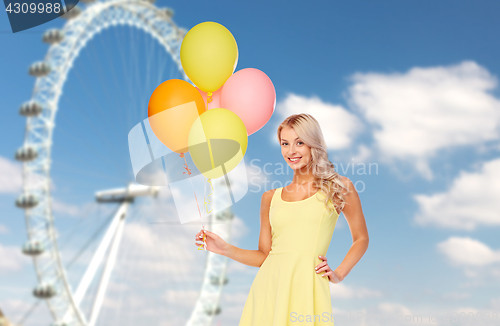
left=83, top=36, right=127, bottom=150
left=66, top=70, right=128, bottom=174
left=95, top=199, right=158, bottom=325
left=64, top=208, right=116, bottom=270
left=128, top=26, right=139, bottom=130
left=114, top=26, right=139, bottom=133
left=105, top=202, right=146, bottom=325
left=70, top=36, right=136, bottom=165
left=15, top=297, right=43, bottom=326
left=63, top=204, right=143, bottom=325
left=93, top=29, right=134, bottom=143
left=143, top=30, right=154, bottom=112
left=57, top=203, right=105, bottom=255
left=88, top=206, right=126, bottom=326
left=106, top=27, right=135, bottom=143
left=72, top=201, right=127, bottom=307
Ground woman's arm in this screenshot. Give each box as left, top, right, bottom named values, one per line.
left=223, top=189, right=275, bottom=267
left=334, top=176, right=369, bottom=281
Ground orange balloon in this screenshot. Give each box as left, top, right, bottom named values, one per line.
left=148, top=79, right=206, bottom=153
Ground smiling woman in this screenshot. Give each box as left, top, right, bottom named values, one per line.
left=195, top=113, right=370, bottom=325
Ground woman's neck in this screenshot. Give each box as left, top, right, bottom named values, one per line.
left=291, top=169, right=316, bottom=186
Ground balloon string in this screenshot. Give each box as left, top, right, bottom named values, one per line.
left=207, top=91, right=213, bottom=108
left=204, top=178, right=214, bottom=216
left=179, top=153, right=206, bottom=251
left=196, top=91, right=213, bottom=251
left=180, top=152, right=192, bottom=176
left=205, top=91, right=216, bottom=170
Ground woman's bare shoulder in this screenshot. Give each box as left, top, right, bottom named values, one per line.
left=260, top=189, right=279, bottom=219
left=261, top=188, right=281, bottom=209
left=261, top=188, right=278, bottom=202
left=334, top=175, right=351, bottom=188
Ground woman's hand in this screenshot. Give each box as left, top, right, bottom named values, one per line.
left=194, top=229, right=230, bottom=256
left=315, top=255, right=344, bottom=284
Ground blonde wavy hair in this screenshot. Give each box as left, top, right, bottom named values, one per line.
left=277, top=113, right=349, bottom=215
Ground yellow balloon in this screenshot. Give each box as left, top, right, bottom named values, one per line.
left=180, top=22, right=238, bottom=92
left=188, top=108, right=248, bottom=180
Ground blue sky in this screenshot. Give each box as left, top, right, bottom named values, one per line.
left=1, top=0, right=500, bottom=325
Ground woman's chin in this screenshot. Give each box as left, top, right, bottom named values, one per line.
left=289, top=163, right=305, bottom=170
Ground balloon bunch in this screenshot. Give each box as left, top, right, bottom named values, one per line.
left=147, top=21, right=276, bottom=250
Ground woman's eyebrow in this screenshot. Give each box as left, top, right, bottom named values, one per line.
left=281, top=137, right=299, bottom=141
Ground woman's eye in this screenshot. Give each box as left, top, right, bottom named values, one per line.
left=297, top=141, right=304, bottom=145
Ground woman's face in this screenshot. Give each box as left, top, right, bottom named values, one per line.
left=280, top=126, right=312, bottom=170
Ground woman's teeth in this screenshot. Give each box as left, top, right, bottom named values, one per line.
left=289, top=157, right=302, bottom=163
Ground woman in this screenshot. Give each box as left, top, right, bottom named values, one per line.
left=194, top=113, right=369, bottom=325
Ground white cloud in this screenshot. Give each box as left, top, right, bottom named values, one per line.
left=459, top=265, right=500, bottom=288
left=225, top=259, right=259, bottom=275
left=51, top=199, right=83, bottom=217
left=437, top=236, right=500, bottom=266
left=347, top=60, right=500, bottom=179
left=0, top=298, right=52, bottom=326
left=274, top=93, right=363, bottom=150
left=351, top=144, right=373, bottom=163
left=50, top=198, right=118, bottom=220
left=0, top=156, right=22, bottom=193
left=117, top=221, right=199, bottom=277
left=333, top=304, right=498, bottom=326
left=377, top=302, right=413, bottom=317
left=330, top=282, right=383, bottom=299
left=0, top=244, right=30, bottom=274
left=413, top=158, right=500, bottom=230
left=490, top=297, right=500, bottom=309
left=216, top=291, right=253, bottom=325
left=229, top=215, right=250, bottom=246
left=442, top=291, right=471, bottom=301
left=0, top=156, right=58, bottom=198
left=451, top=306, right=480, bottom=318
left=0, top=224, right=9, bottom=234
left=490, top=267, right=500, bottom=279
left=162, top=289, right=200, bottom=306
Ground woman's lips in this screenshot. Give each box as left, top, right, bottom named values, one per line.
left=288, top=157, right=302, bottom=163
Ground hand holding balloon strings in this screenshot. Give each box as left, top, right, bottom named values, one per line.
left=180, top=151, right=211, bottom=250
left=199, top=177, right=214, bottom=250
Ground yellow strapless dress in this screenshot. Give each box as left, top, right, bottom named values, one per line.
left=238, top=187, right=340, bottom=325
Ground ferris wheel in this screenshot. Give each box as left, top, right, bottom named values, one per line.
left=14, top=0, right=233, bottom=325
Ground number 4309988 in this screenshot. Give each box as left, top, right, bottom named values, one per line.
left=6, top=2, right=62, bottom=14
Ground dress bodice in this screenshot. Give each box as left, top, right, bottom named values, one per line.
left=268, top=187, right=339, bottom=257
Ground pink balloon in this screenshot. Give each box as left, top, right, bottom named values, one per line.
left=220, top=68, right=276, bottom=136
left=196, top=87, right=221, bottom=110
